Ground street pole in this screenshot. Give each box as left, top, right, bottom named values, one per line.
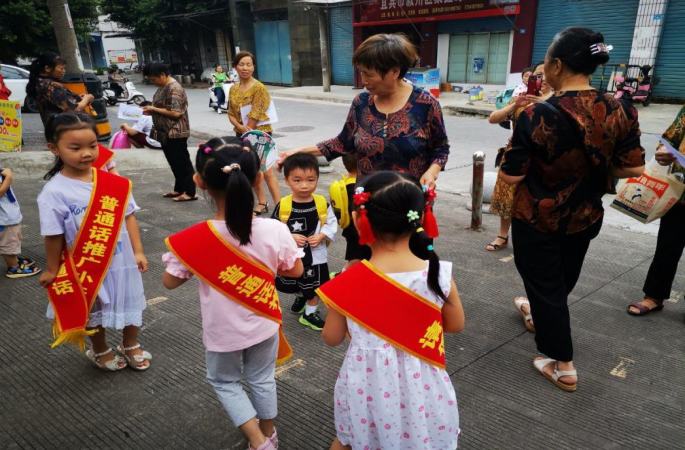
left=470, top=151, right=485, bottom=231
left=47, top=0, right=84, bottom=73
left=318, top=7, right=331, bottom=92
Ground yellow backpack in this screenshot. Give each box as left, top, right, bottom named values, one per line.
left=328, top=175, right=356, bottom=229
left=279, top=194, right=328, bottom=228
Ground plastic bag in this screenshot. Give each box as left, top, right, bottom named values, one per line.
left=110, top=131, right=131, bottom=149
left=610, top=158, right=685, bottom=224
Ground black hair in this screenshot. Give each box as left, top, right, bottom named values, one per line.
left=43, top=112, right=99, bottom=180
left=233, top=51, right=256, bottom=68
left=139, top=101, right=152, bottom=107
left=342, top=153, right=357, bottom=174
left=353, top=33, right=418, bottom=79
left=534, top=61, right=545, bottom=71
left=522, top=66, right=534, bottom=76
left=108, top=67, right=117, bottom=74
left=27, top=52, right=66, bottom=97
left=215, top=64, right=223, bottom=70
left=547, top=27, right=610, bottom=75
left=357, top=171, right=447, bottom=302
left=283, top=153, right=319, bottom=178
left=196, top=136, right=261, bottom=245
left=143, top=62, right=171, bottom=78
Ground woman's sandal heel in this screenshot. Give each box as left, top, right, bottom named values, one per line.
left=627, top=298, right=665, bottom=316
left=116, top=343, right=152, bottom=371
left=486, top=235, right=509, bottom=251
left=534, top=358, right=577, bottom=392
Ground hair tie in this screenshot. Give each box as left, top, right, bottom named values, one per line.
left=416, top=227, right=424, bottom=233
left=221, top=163, right=241, bottom=174
left=204, top=146, right=212, bottom=154
left=427, top=244, right=434, bottom=251
left=407, top=210, right=419, bottom=222
left=590, top=43, right=612, bottom=55
left=352, top=187, right=375, bottom=245
left=242, top=146, right=251, bottom=153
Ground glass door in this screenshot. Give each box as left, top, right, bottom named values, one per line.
left=487, top=32, right=511, bottom=84
left=447, top=35, right=469, bottom=83
left=467, top=33, right=490, bottom=84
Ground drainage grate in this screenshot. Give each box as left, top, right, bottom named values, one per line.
left=276, top=126, right=315, bottom=133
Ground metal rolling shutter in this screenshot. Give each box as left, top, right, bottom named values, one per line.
left=532, top=0, right=639, bottom=86
left=653, top=0, right=685, bottom=100
left=329, top=5, right=354, bottom=86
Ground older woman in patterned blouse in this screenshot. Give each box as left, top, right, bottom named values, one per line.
left=628, top=105, right=685, bottom=319
left=279, top=34, right=449, bottom=189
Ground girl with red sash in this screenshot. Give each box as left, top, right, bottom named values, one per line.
left=37, top=112, right=150, bottom=371
left=162, top=137, right=304, bottom=450
left=321, top=172, right=465, bottom=450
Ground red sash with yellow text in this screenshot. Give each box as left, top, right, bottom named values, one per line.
left=317, top=260, right=446, bottom=369
left=47, top=168, right=131, bottom=349
left=164, top=221, right=293, bottom=365
left=94, top=144, right=114, bottom=170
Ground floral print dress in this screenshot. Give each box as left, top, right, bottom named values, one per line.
left=334, top=262, right=459, bottom=450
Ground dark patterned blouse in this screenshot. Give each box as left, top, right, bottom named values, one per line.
left=152, top=79, right=190, bottom=139
left=35, top=77, right=82, bottom=125
left=501, top=90, right=645, bottom=234
left=316, top=86, right=450, bottom=180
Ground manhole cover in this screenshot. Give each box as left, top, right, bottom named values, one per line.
left=276, top=126, right=315, bottom=133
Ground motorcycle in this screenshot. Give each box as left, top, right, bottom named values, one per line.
left=209, top=68, right=238, bottom=113
left=614, top=65, right=659, bottom=107
left=103, top=78, right=146, bottom=106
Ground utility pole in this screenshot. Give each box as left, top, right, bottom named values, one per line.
left=317, top=6, right=331, bottom=92
left=47, top=0, right=84, bottom=73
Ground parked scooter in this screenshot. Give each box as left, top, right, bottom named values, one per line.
left=103, top=78, right=146, bottom=106
left=614, top=65, right=659, bottom=107
left=209, top=68, right=238, bottom=113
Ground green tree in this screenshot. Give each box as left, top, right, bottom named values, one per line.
left=0, top=0, right=100, bottom=64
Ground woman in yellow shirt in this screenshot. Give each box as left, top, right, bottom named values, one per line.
left=228, top=51, right=280, bottom=216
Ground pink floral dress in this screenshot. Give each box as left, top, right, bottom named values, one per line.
left=334, top=261, right=460, bottom=450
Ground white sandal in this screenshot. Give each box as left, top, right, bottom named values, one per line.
left=513, top=296, right=535, bottom=332
left=533, top=358, right=577, bottom=392
left=86, top=348, right=126, bottom=372
left=116, top=343, right=152, bottom=371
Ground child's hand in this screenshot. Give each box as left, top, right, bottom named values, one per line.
left=292, top=234, right=308, bottom=247
left=135, top=252, right=148, bottom=272
left=308, top=233, right=327, bottom=248
left=39, top=271, right=57, bottom=289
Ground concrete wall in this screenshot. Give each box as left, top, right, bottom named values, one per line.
left=287, top=1, right=323, bottom=87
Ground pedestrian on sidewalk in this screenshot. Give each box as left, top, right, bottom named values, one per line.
left=320, top=171, right=464, bottom=450
left=227, top=52, right=281, bottom=216
left=163, top=136, right=304, bottom=450
left=628, top=104, right=685, bottom=319
left=143, top=62, right=197, bottom=202
left=486, top=61, right=553, bottom=254
left=280, top=34, right=449, bottom=190
left=500, top=27, right=645, bottom=392
left=26, top=52, right=94, bottom=127
left=37, top=112, right=151, bottom=371
left=0, top=167, right=41, bottom=278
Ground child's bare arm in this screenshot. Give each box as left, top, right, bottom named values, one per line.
left=39, top=235, right=64, bottom=288
left=125, top=214, right=148, bottom=272
left=442, top=278, right=465, bottom=333
left=163, top=271, right=188, bottom=289
left=278, top=258, right=303, bottom=278
left=322, top=308, right=348, bottom=346
left=0, top=168, right=13, bottom=197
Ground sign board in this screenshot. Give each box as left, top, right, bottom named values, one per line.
left=0, top=101, right=22, bottom=152
left=356, top=0, right=519, bottom=23
left=65, top=4, right=74, bottom=29
left=108, top=50, right=138, bottom=64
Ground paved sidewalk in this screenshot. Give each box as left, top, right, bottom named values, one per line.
left=1, top=168, right=684, bottom=449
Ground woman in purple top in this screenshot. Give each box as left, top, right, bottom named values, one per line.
left=279, top=34, right=449, bottom=189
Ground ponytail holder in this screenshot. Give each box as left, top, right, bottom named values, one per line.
left=242, top=146, right=251, bottom=153
left=590, top=43, right=612, bottom=55
left=422, top=188, right=439, bottom=239
left=427, top=245, right=434, bottom=251
left=221, top=163, right=241, bottom=174
left=416, top=227, right=424, bottom=233
left=352, top=187, right=375, bottom=245
left=204, top=146, right=212, bottom=155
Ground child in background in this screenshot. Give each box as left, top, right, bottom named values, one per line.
left=272, top=153, right=337, bottom=331
left=320, top=171, right=464, bottom=450
left=512, top=66, right=534, bottom=96
left=163, top=137, right=304, bottom=450
left=119, top=101, right=162, bottom=149
left=37, top=112, right=150, bottom=372
left=0, top=167, right=41, bottom=278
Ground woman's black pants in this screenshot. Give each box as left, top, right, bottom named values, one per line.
left=512, top=218, right=602, bottom=362
left=643, top=203, right=685, bottom=301
left=162, top=137, right=196, bottom=197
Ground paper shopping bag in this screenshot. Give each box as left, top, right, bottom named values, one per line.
left=611, top=163, right=685, bottom=224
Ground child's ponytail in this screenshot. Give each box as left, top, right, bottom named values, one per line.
left=409, top=225, right=447, bottom=303
left=196, top=137, right=261, bottom=245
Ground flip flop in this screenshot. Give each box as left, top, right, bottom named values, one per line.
left=533, top=358, right=577, bottom=392
left=163, top=192, right=182, bottom=198
left=172, top=196, right=199, bottom=202
left=627, top=298, right=664, bottom=316
left=514, top=296, right=535, bottom=332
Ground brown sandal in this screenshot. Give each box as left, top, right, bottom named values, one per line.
left=486, top=235, right=509, bottom=251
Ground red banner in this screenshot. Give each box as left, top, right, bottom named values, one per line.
left=356, top=0, right=519, bottom=25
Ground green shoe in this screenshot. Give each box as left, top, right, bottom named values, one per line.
left=299, top=311, right=325, bottom=331
left=290, top=295, right=307, bottom=314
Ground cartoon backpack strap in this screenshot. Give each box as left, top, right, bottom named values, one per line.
left=279, top=195, right=293, bottom=223
left=313, top=194, right=328, bottom=225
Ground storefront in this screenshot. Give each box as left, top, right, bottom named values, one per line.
left=329, top=3, right=355, bottom=85
left=352, top=0, right=539, bottom=88
left=653, top=0, right=685, bottom=100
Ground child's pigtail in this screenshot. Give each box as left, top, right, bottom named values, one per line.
left=409, top=211, right=447, bottom=303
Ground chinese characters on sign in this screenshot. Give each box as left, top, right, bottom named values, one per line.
left=358, top=0, right=519, bottom=22
left=0, top=100, right=22, bottom=152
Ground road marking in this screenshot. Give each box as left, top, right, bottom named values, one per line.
left=499, top=255, right=514, bottom=263
left=610, top=357, right=635, bottom=379
left=275, top=358, right=305, bottom=379
left=147, top=296, right=168, bottom=306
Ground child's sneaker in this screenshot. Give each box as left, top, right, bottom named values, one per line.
left=299, top=311, right=325, bottom=330
left=290, top=295, right=306, bottom=314
left=6, top=265, right=41, bottom=279
left=249, top=438, right=276, bottom=450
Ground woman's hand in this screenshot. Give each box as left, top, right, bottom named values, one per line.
left=135, top=252, right=148, bottom=273
left=141, top=105, right=156, bottom=114
left=39, top=270, right=57, bottom=289
left=515, top=94, right=531, bottom=108
left=80, top=93, right=94, bottom=104
left=276, top=148, right=301, bottom=172
left=525, top=94, right=548, bottom=104
left=238, top=124, right=252, bottom=135
left=420, top=164, right=441, bottom=190
left=655, top=145, right=677, bottom=167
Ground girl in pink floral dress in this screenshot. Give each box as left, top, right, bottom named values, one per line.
left=322, top=172, right=465, bottom=450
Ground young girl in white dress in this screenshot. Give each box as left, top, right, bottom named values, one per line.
left=38, top=112, right=150, bottom=372
left=322, top=172, right=465, bottom=450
